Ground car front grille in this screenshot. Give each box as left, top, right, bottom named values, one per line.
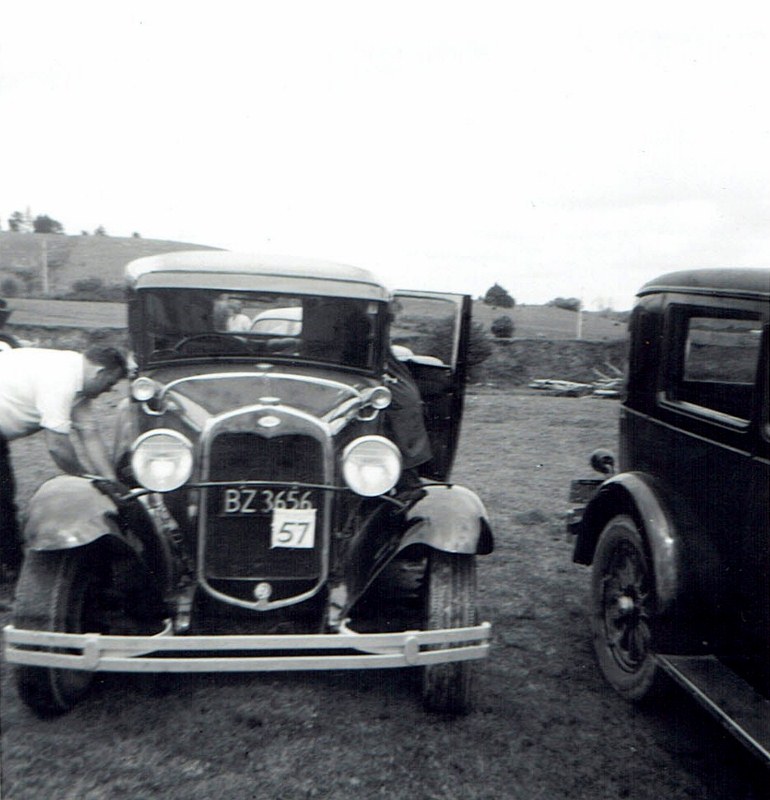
left=201, top=426, right=327, bottom=592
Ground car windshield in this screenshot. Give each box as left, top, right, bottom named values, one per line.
left=132, top=288, right=382, bottom=370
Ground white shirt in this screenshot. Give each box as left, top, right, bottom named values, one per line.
left=0, top=349, right=85, bottom=440
left=227, top=313, right=251, bottom=332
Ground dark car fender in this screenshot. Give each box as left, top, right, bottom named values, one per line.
left=23, top=475, right=175, bottom=589
left=574, top=471, right=680, bottom=615
left=335, top=484, right=493, bottom=619
left=24, top=475, right=131, bottom=551
left=398, top=484, right=494, bottom=556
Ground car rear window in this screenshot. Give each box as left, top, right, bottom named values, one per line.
left=664, top=306, right=762, bottom=423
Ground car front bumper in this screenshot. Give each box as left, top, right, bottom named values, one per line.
left=3, top=621, right=491, bottom=673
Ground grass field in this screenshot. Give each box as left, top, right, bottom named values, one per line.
left=1, top=390, right=763, bottom=800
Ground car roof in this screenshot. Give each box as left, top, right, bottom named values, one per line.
left=638, top=268, right=770, bottom=299
left=125, top=251, right=391, bottom=301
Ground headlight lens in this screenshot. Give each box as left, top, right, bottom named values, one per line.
left=131, top=376, right=159, bottom=402
left=131, top=429, right=193, bottom=492
left=342, top=436, right=402, bottom=497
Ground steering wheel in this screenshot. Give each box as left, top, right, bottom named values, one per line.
left=173, top=333, right=252, bottom=354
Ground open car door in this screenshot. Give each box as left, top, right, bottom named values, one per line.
left=391, top=291, right=472, bottom=481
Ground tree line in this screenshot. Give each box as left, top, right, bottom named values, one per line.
left=2, top=209, right=140, bottom=238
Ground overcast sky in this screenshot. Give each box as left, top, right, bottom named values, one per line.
left=2, top=2, right=769, bottom=309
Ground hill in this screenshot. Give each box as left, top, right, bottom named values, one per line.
left=0, top=232, right=218, bottom=296
left=0, top=232, right=626, bottom=343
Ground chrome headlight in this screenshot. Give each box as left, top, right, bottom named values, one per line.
left=131, top=429, right=193, bottom=492
left=131, top=376, right=159, bottom=402
left=342, top=436, right=402, bottom=497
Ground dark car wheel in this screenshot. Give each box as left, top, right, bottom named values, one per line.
left=591, top=515, right=662, bottom=701
left=422, top=550, right=477, bottom=715
left=13, top=547, right=113, bottom=716
left=0, top=333, right=19, bottom=351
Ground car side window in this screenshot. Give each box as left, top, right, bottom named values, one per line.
left=664, top=306, right=762, bottom=424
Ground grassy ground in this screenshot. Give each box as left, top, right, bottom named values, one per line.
left=1, top=390, right=765, bottom=800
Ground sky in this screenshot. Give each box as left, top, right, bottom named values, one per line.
left=1, top=1, right=769, bottom=309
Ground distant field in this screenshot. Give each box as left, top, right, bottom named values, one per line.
left=1, top=233, right=627, bottom=341
left=5, top=297, right=626, bottom=341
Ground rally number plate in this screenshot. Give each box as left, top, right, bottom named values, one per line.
left=270, top=508, right=316, bottom=549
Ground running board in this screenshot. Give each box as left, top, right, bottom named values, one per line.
left=655, top=655, right=770, bottom=764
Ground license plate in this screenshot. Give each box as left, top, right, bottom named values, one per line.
left=220, top=487, right=315, bottom=516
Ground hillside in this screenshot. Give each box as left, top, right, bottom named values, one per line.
left=0, top=232, right=218, bottom=296
left=1, top=232, right=626, bottom=342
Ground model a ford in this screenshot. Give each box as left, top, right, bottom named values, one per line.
left=567, top=269, right=769, bottom=762
left=4, top=252, right=493, bottom=717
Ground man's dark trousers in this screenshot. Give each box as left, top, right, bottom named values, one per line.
left=0, top=432, right=23, bottom=572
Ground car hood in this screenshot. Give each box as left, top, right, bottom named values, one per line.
left=147, top=363, right=378, bottom=420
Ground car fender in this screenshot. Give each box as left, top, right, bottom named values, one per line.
left=575, top=471, right=679, bottom=613
left=336, top=485, right=493, bottom=619
left=24, top=475, right=128, bottom=551
left=398, top=484, right=494, bottom=556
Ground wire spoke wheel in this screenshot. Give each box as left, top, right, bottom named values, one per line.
left=591, top=515, right=662, bottom=701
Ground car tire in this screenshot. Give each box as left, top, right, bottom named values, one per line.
left=422, top=550, right=477, bottom=715
left=591, top=514, right=663, bottom=701
left=13, top=547, right=112, bottom=716
left=0, top=333, right=19, bottom=351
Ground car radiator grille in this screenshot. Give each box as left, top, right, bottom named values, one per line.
left=203, top=432, right=325, bottom=580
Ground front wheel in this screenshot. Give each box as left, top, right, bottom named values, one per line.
left=0, top=333, right=19, bottom=351
left=13, top=547, right=113, bottom=716
left=422, top=551, right=477, bottom=715
left=591, top=515, right=662, bottom=701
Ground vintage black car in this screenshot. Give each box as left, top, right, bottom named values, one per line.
left=4, top=252, right=493, bottom=716
left=568, top=268, right=769, bottom=762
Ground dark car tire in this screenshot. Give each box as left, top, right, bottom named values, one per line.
left=0, top=333, right=19, bottom=351
left=13, top=547, right=112, bottom=717
left=422, top=550, right=477, bottom=715
left=591, top=515, right=663, bottom=701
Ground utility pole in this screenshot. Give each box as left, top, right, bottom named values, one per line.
left=41, top=236, right=49, bottom=295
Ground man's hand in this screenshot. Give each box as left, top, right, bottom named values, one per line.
left=44, top=429, right=85, bottom=475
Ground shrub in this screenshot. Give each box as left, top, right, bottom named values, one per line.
left=491, top=315, right=514, bottom=338
left=1, top=277, right=21, bottom=297
left=547, top=297, right=581, bottom=312
left=483, top=283, right=515, bottom=308
left=65, top=277, right=125, bottom=301
left=72, top=277, right=104, bottom=294
left=421, top=316, right=492, bottom=381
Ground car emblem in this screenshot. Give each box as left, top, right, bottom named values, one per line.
left=257, top=414, right=281, bottom=428
left=254, top=582, right=272, bottom=601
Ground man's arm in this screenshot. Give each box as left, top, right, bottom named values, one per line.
left=44, top=429, right=85, bottom=475
left=70, top=400, right=116, bottom=479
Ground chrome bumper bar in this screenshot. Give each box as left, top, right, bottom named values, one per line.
left=3, top=621, right=491, bottom=673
